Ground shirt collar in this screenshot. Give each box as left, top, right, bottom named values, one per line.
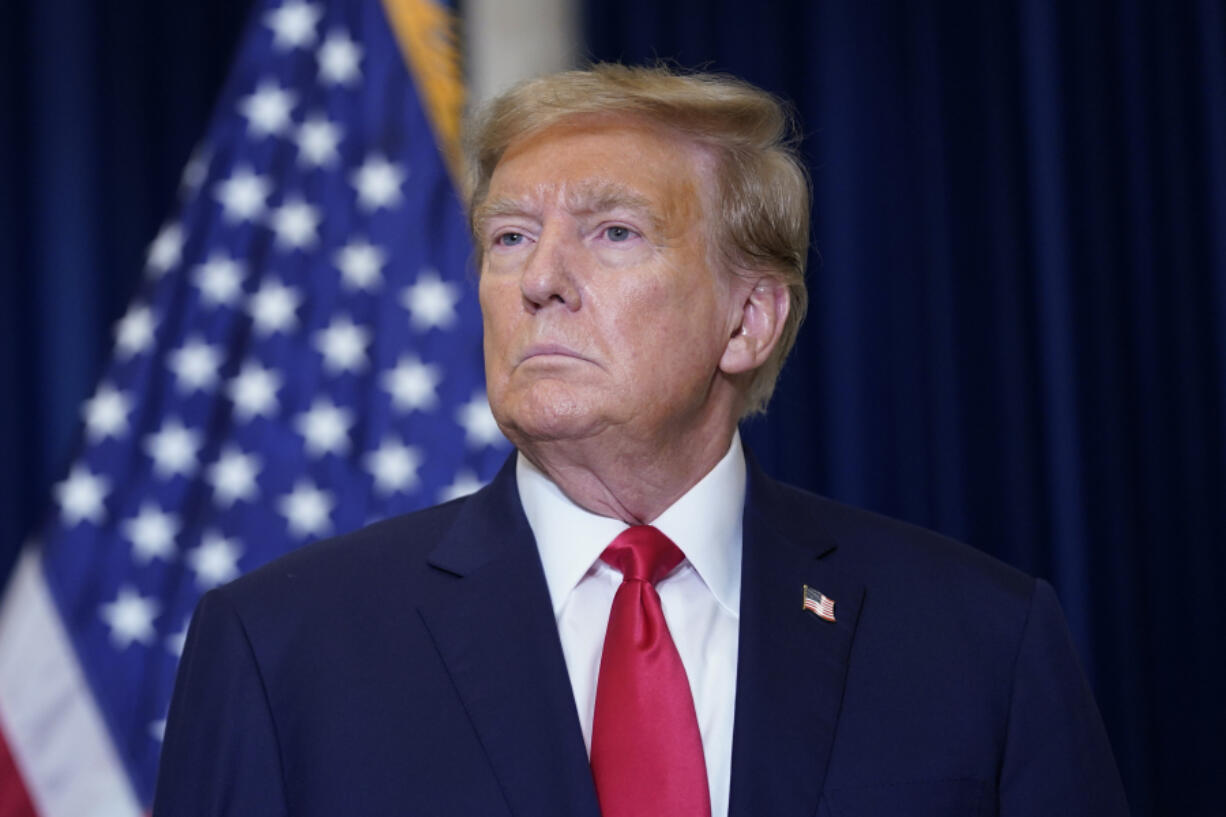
left=517, top=432, right=745, bottom=618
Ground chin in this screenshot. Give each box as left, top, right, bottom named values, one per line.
left=492, top=384, right=607, bottom=446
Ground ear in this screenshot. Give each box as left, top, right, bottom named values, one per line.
left=719, top=275, right=790, bottom=376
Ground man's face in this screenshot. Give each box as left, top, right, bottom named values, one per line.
left=476, top=117, right=749, bottom=450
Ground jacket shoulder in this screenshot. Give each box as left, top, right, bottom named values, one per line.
left=761, top=477, right=1036, bottom=606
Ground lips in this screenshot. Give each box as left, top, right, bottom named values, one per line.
left=520, top=343, right=587, bottom=362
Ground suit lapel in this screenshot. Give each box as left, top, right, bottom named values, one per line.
left=728, top=458, right=865, bottom=817
left=417, top=458, right=601, bottom=817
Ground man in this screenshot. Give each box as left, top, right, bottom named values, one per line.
left=154, top=64, right=1128, bottom=816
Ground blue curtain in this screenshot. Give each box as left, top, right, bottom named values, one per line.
left=585, top=0, right=1225, bottom=814
left=2, top=0, right=1222, bottom=814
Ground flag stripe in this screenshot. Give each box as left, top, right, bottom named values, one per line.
left=0, top=552, right=142, bottom=817
left=0, top=730, right=39, bottom=817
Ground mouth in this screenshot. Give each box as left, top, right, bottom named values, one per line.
left=520, top=343, right=588, bottom=363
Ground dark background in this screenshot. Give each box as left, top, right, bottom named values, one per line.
left=2, top=1, right=1223, bottom=814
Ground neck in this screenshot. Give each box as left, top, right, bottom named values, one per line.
left=516, top=416, right=738, bottom=525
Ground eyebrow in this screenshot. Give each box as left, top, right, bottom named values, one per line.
left=472, top=197, right=532, bottom=232
left=473, top=180, right=662, bottom=234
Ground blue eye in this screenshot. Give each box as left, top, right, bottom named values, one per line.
left=604, top=226, right=634, bottom=242
left=495, top=232, right=524, bottom=247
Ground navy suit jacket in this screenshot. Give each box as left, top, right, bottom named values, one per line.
left=153, top=453, right=1128, bottom=816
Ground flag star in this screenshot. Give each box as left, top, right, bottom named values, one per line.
left=350, top=154, right=406, bottom=211
left=278, top=479, right=335, bottom=539
left=247, top=278, right=302, bottom=335
left=295, top=114, right=343, bottom=168
left=457, top=391, right=507, bottom=449
left=401, top=269, right=460, bottom=330
left=364, top=437, right=424, bottom=495
left=314, top=314, right=370, bottom=374
left=269, top=196, right=321, bottom=250
left=265, top=0, right=322, bottom=50
left=144, top=418, right=203, bottom=479
left=115, top=303, right=157, bottom=358
left=82, top=383, right=133, bottom=442
left=334, top=238, right=386, bottom=291
left=228, top=360, right=282, bottom=421
left=121, top=502, right=181, bottom=564
left=439, top=470, right=485, bottom=502
left=192, top=253, right=245, bottom=307
left=165, top=620, right=190, bottom=657
left=146, top=222, right=184, bottom=277
left=381, top=354, right=441, bottom=412
left=180, top=148, right=210, bottom=196
left=239, top=81, right=297, bottom=138
left=168, top=336, right=223, bottom=393
left=214, top=166, right=272, bottom=223
left=55, top=465, right=111, bottom=526
left=100, top=587, right=160, bottom=649
left=318, top=29, right=363, bottom=86
left=187, top=530, right=244, bottom=589
left=207, top=445, right=262, bottom=507
left=294, top=397, right=354, bottom=457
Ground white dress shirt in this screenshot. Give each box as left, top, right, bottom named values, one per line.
left=517, top=434, right=745, bottom=817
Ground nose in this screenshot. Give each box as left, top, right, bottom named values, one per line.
left=520, top=227, right=580, bottom=313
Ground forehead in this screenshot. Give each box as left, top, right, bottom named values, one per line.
left=482, top=116, right=714, bottom=221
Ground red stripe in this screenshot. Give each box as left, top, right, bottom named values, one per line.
left=0, top=728, right=39, bottom=817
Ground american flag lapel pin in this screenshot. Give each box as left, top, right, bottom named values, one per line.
left=802, top=585, right=837, bottom=623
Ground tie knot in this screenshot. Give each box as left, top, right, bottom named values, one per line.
left=600, top=525, right=685, bottom=584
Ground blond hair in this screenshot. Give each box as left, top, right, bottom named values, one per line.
left=464, top=63, right=810, bottom=416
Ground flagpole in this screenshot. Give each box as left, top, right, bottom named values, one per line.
left=463, top=0, right=580, bottom=108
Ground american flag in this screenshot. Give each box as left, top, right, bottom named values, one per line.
left=803, top=585, right=836, bottom=623
left=0, top=0, right=507, bottom=813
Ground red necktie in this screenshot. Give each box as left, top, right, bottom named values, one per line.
left=590, top=526, right=711, bottom=817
